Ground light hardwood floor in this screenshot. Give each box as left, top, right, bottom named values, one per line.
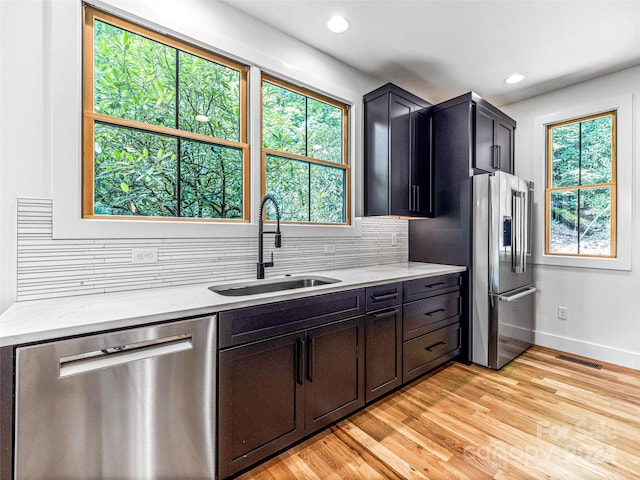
left=238, top=346, right=640, bottom=479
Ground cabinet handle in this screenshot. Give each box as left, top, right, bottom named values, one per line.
left=371, top=308, right=400, bottom=319
left=492, top=145, right=500, bottom=169
left=425, top=341, right=447, bottom=352
left=425, top=308, right=446, bottom=317
left=409, top=185, right=416, bottom=212
left=307, top=337, right=314, bottom=382
left=371, top=292, right=398, bottom=303
left=424, top=282, right=445, bottom=289
left=296, top=339, right=304, bottom=385
left=415, top=185, right=420, bottom=211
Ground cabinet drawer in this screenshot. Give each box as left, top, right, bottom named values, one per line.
left=366, top=282, right=402, bottom=311
left=403, top=273, right=461, bottom=303
left=218, top=289, right=365, bottom=348
left=403, top=291, right=460, bottom=341
left=403, top=323, right=461, bottom=382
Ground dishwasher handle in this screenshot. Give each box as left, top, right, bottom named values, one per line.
left=59, top=333, right=193, bottom=378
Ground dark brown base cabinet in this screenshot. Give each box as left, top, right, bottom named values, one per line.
left=218, top=331, right=305, bottom=478
left=402, top=274, right=462, bottom=382
left=364, top=283, right=403, bottom=403
left=217, top=273, right=462, bottom=479
left=217, top=290, right=366, bottom=479
left=305, top=317, right=365, bottom=431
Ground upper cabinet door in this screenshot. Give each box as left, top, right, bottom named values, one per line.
left=411, top=107, right=434, bottom=216
left=474, top=103, right=515, bottom=174
left=475, top=104, right=497, bottom=172
left=495, top=119, right=514, bottom=173
left=389, top=93, right=414, bottom=217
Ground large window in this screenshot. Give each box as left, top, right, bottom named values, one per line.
left=546, top=111, right=616, bottom=257
left=261, top=76, right=349, bottom=224
left=83, top=6, right=249, bottom=221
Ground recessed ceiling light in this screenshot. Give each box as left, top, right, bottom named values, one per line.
left=327, top=15, right=349, bottom=33
left=504, top=73, right=525, bottom=84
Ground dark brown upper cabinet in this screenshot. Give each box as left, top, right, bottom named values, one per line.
left=364, top=83, right=434, bottom=218
left=433, top=92, right=515, bottom=175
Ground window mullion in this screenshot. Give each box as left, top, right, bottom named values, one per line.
left=308, top=162, right=312, bottom=222
left=305, top=97, right=311, bottom=221
left=175, top=50, right=181, bottom=217
left=578, top=121, right=582, bottom=187
left=576, top=189, right=581, bottom=254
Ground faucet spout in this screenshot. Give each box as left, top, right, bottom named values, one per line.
left=257, top=195, right=282, bottom=279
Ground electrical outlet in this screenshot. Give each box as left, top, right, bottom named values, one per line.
left=132, top=248, right=158, bottom=264
left=391, top=232, right=397, bottom=246
left=558, top=306, right=568, bottom=320
left=324, top=244, right=336, bottom=254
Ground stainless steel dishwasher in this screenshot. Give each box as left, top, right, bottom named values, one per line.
left=15, top=316, right=216, bottom=479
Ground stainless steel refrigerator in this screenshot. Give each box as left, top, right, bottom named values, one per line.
left=472, top=171, right=536, bottom=369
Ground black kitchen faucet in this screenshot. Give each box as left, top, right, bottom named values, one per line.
left=257, top=194, right=282, bottom=279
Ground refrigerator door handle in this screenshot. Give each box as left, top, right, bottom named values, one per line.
left=520, top=188, right=527, bottom=272
left=496, top=287, right=537, bottom=302
left=512, top=191, right=526, bottom=273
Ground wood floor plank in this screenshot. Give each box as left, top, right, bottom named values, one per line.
left=239, top=346, right=640, bottom=479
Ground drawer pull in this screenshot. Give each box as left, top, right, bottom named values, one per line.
left=425, top=308, right=446, bottom=317
left=371, top=292, right=398, bottom=302
left=425, top=341, right=447, bottom=352
left=424, top=282, right=445, bottom=289
left=371, top=308, right=400, bottom=319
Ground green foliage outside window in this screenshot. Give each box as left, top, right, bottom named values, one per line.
left=86, top=8, right=350, bottom=225
left=547, top=112, right=615, bottom=256
left=262, top=80, right=347, bottom=223
left=88, top=13, right=245, bottom=219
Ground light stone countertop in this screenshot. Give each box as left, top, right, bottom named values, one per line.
left=0, top=262, right=465, bottom=347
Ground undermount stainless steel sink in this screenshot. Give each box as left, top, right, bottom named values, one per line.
left=209, top=275, right=341, bottom=296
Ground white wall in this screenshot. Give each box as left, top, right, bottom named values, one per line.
left=0, top=0, right=382, bottom=313
left=502, top=65, right=640, bottom=369
left=0, top=0, right=48, bottom=314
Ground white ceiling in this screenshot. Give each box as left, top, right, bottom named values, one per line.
left=221, top=0, right=640, bottom=106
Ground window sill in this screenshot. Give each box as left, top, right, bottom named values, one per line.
left=52, top=212, right=362, bottom=240
left=534, top=254, right=630, bottom=271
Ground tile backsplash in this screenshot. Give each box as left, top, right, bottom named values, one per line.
left=17, top=198, right=408, bottom=301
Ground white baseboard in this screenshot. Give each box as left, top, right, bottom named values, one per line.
left=533, top=330, right=640, bottom=371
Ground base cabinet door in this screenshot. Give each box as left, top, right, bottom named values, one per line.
left=305, top=316, right=365, bottom=433
left=218, top=332, right=305, bottom=479
left=365, top=307, right=402, bottom=402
